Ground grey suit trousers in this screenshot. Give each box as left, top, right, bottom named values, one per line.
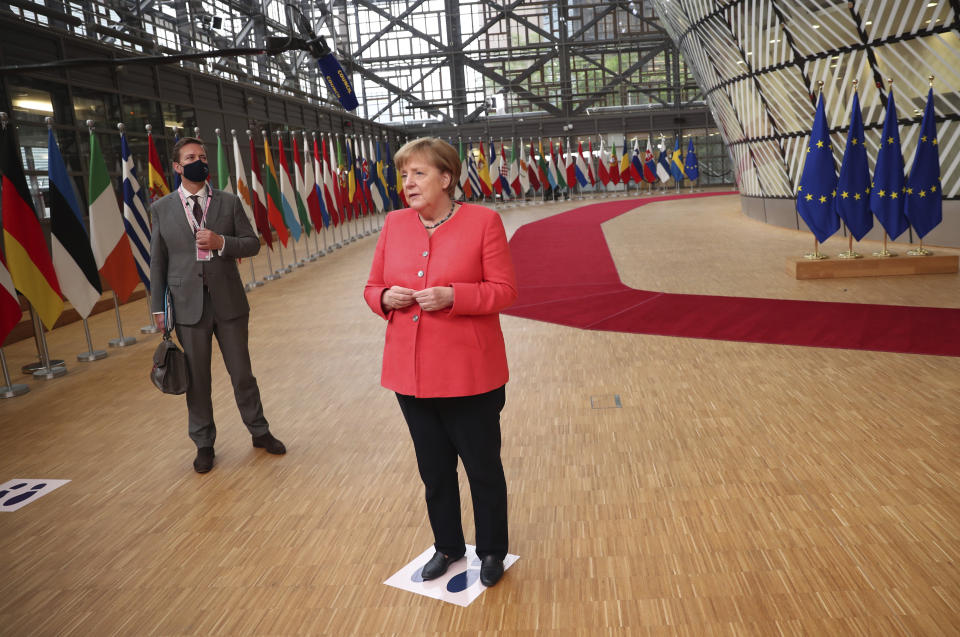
left=175, top=288, right=269, bottom=447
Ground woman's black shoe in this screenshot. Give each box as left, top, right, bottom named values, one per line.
left=479, top=555, right=504, bottom=587
left=421, top=551, right=461, bottom=580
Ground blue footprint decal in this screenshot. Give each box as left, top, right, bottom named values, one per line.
left=1, top=482, right=47, bottom=508
left=446, top=556, right=482, bottom=592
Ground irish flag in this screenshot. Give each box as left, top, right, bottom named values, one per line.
left=88, top=131, right=139, bottom=304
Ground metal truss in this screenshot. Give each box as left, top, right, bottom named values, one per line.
left=5, top=0, right=708, bottom=137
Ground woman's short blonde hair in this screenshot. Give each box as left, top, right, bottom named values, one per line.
left=394, top=137, right=461, bottom=198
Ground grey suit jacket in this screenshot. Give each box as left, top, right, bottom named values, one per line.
left=149, top=188, right=261, bottom=325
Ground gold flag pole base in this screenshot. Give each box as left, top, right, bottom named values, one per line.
left=906, top=240, right=933, bottom=256
left=838, top=229, right=861, bottom=259
left=872, top=232, right=896, bottom=257
left=803, top=237, right=827, bottom=260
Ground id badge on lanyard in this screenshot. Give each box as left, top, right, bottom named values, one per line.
left=179, top=189, right=213, bottom=261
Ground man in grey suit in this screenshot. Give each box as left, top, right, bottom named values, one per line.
left=150, top=136, right=285, bottom=473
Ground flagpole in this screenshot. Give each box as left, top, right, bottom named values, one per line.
left=624, top=139, right=631, bottom=198
left=107, top=291, right=137, bottom=347
left=907, top=75, right=936, bottom=257
left=315, top=132, right=330, bottom=253
left=351, top=135, right=359, bottom=241
left=802, top=82, right=828, bottom=261
left=365, top=134, right=374, bottom=235
left=837, top=221, right=861, bottom=260
left=333, top=133, right=345, bottom=246
left=248, top=129, right=279, bottom=282
left=872, top=79, right=901, bottom=257
left=86, top=119, right=137, bottom=347
left=76, top=317, right=107, bottom=361
left=906, top=237, right=930, bottom=256
left=114, top=122, right=158, bottom=335
left=323, top=133, right=338, bottom=251
left=265, top=130, right=292, bottom=273
left=0, top=348, right=29, bottom=398
left=48, top=115, right=110, bottom=361
left=296, top=131, right=316, bottom=262
left=333, top=133, right=343, bottom=249
left=305, top=132, right=322, bottom=259
left=144, top=124, right=166, bottom=310
left=367, top=134, right=375, bottom=234
left=355, top=134, right=365, bottom=236
left=377, top=134, right=384, bottom=231
left=265, top=129, right=288, bottom=273
left=26, top=302, right=67, bottom=379
left=838, top=80, right=862, bottom=260
left=280, top=132, right=304, bottom=269
left=346, top=134, right=356, bottom=239
left=232, top=129, right=265, bottom=288
left=353, top=134, right=362, bottom=239
left=264, top=248, right=279, bottom=280
left=521, top=138, right=529, bottom=207
left=359, top=134, right=369, bottom=237
left=539, top=138, right=547, bottom=204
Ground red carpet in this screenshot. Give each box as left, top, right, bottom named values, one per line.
left=505, top=193, right=960, bottom=357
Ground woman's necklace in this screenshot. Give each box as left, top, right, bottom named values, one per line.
left=420, top=201, right=456, bottom=229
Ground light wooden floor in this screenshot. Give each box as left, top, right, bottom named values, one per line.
left=1, top=192, right=958, bottom=636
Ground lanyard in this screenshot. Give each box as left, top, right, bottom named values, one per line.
left=177, top=187, right=212, bottom=234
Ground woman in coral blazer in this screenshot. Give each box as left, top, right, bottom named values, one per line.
left=364, top=138, right=517, bottom=587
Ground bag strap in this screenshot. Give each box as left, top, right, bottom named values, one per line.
left=162, top=287, right=174, bottom=340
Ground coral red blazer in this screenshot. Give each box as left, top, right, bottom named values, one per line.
left=364, top=204, right=518, bottom=398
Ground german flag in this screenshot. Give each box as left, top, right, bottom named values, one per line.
left=1, top=124, right=63, bottom=329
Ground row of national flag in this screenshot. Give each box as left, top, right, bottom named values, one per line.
left=796, top=85, right=942, bottom=244
left=1, top=121, right=163, bottom=349
left=205, top=131, right=401, bottom=253
left=0, top=123, right=401, bottom=350
left=454, top=136, right=700, bottom=200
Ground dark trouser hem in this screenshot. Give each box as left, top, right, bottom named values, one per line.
left=177, top=289, right=269, bottom=447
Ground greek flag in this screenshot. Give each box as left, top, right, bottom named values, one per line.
left=120, top=132, right=151, bottom=291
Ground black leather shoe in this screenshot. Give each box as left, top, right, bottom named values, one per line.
left=252, top=432, right=286, bottom=455
left=193, top=447, right=214, bottom=473
left=421, top=551, right=462, bottom=581
left=479, top=555, right=504, bottom=587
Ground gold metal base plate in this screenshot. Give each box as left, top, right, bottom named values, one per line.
left=837, top=251, right=862, bottom=259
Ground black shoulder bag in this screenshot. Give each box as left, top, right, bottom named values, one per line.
left=150, top=289, right=189, bottom=394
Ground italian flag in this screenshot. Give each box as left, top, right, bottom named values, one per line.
left=88, top=131, right=139, bottom=303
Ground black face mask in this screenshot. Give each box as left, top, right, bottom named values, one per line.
left=181, top=159, right=209, bottom=183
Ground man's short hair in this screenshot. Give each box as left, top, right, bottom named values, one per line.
left=172, top=136, right=206, bottom=162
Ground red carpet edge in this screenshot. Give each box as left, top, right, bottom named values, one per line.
left=504, top=193, right=960, bottom=357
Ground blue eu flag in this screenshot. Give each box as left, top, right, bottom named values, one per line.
left=904, top=88, right=942, bottom=239
left=834, top=91, right=872, bottom=241
left=796, top=93, right=839, bottom=243
left=870, top=88, right=908, bottom=239
left=684, top=138, right=699, bottom=181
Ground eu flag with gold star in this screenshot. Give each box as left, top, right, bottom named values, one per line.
left=796, top=93, right=839, bottom=243
left=870, top=88, right=908, bottom=239
left=904, top=87, right=941, bottom=239
left=834, top=91, right=872, bottom=240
